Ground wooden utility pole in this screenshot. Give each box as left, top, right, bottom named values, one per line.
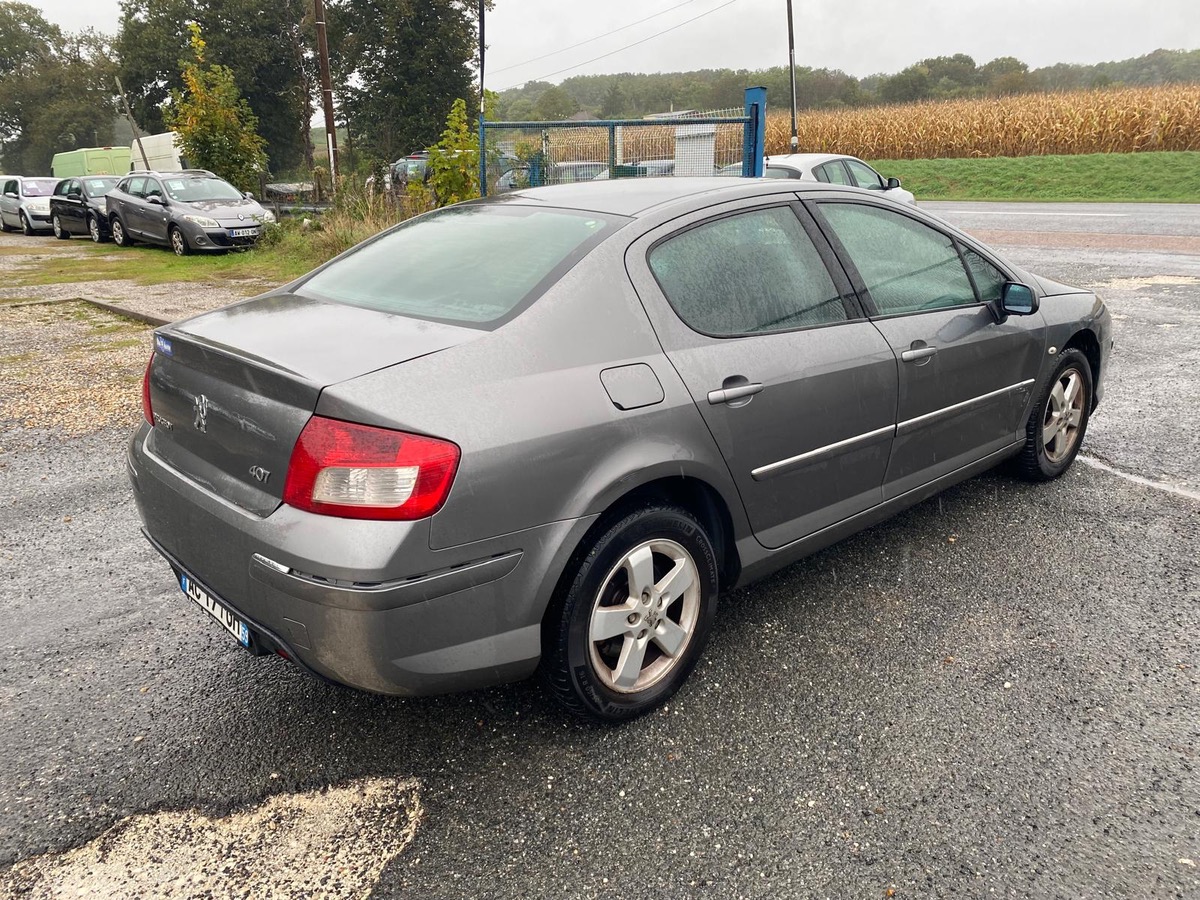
left=313, top=0, right=339, bottom=190
left=786, top=0, right=799, bottom=152
left=115, top=76, right=151, bottom=170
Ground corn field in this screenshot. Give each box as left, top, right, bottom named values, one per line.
left=765, top=85, right=1200, bottom=159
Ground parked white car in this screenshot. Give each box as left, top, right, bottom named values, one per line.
left=0, top=176, right=59, bottom=234
left=722, top=154, right=916, bottom=204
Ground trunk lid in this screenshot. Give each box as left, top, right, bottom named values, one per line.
left=144, top=293, right=480, bottom=516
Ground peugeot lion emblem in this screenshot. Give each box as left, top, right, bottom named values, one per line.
left=193, top=394, right=210, bottom=433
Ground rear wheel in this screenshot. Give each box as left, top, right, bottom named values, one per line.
left=20, top=212, right=34, bottom=236
left=170, top=226, right=190, bottom=256
left=110, top=216, right=133, bottom=247
left=540, top=505, right=718, bottom=722
left=88, top=215, right=104, bottom=243
left=1015, top=348, right=1093, bottom=481
left=52, top=214, right=70, bottom=239
left=0, top=216, right=12, bottom=233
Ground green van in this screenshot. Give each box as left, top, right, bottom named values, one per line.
left=50, top=147, right=132, bottom=178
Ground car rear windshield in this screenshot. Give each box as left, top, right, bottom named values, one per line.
left=22, top=179, right=58, bottom=196
left=296, top=205, right=620, bottom=327
left=162, top=177, right=243, bottom=202
left=83, top=177, right=118, bottom=196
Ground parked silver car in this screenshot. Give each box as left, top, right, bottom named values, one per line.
left=106, top=170, right=274, bottom=255
left=129, top=178, right=1111, bottom=721
left=0, top=176, right=59, bottom=234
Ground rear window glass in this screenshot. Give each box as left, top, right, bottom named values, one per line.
left=297, top=205, right=619, bottom=327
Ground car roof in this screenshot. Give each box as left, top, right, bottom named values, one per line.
left=765, top=153, right=854, bottom=168
left=499, top=177, right=866, bottom=217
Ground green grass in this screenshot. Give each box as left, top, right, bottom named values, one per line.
left=868, top=151, right=1200, bottom=202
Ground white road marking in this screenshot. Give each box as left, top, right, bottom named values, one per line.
left=1078, top=455, right=1200, bottom=502
left=1, top=777, right=422, bottom=899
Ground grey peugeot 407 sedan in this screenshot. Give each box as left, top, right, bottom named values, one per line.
left=129, top=178, right=1111, bottom=721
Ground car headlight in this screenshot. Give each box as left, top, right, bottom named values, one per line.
left=182, top=215, right=220, bottom=228
left=260, top=210, right=276, bottom=224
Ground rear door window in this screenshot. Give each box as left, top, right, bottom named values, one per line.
left=649, top=206, right=848, bottom=335
left=815, top=162, right=852, bottom=185
left=297, top=205, right=621, bottom=328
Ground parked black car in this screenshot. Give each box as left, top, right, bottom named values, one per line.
left=49, top=176, right=120, bottom=242
left=106, top=170, right=274, bottom=255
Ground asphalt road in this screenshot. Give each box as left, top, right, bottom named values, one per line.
left=1, top=203, right=1198, bottom=899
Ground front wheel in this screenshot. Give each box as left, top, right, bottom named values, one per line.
left=1015, top=348, right=1093, bottom=481
left=110, top=217, right=132, bottom=247
left=20, top=213, right=34, bottom=236
left=52, top=214, right=70, bottom=239
left=88, top=215, right=104, bottom=243
left=540, top=505, right=719, bottom=722
left=169, top=226, right=190, bottom=256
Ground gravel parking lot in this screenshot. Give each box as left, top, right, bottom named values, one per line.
left=0, top=205, right=1197, bottom=899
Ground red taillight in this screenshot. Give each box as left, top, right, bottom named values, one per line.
left=282, top=416, right=460, bottom=521
left=142, top=351, right=155, bottom=425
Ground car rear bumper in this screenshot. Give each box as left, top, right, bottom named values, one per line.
left=128, top=423, right=596, bottom=695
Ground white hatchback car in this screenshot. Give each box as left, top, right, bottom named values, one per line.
left=723, top=154, right=916, bottom=204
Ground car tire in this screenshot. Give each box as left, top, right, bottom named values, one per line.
left=170, top=226, right=190, bottom=256
left=88, top=215, right=104, bottom=243
left=53, top=214, right=70, bottom=239
left=110, top=216, right=133, bottom=247
left=0, top=216, right=12, bottom=233
left=20, top=213, right=34, bottom=236
left=540, top=504, right=719, bottom=722
left=1015, top=347, right=1093, bottom=481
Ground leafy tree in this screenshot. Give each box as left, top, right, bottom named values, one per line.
left=328, top=0, right=479, bottom=163
left=116, top=0, right=308, bottom=172
left=599, top=82, right=626, bottom=118
left=533, top=85, right=578, bottom=121
left=163, top=24, right=266, bottom=190
left=880, top=66, right=932, bottom=104
left=0, top=5, right=117, bottom=172
left=426, top=98, right=478, bottom=206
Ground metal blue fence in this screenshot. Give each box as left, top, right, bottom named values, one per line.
left=479, top=87, right=766, bottom=196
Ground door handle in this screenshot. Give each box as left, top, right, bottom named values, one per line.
left=901, top=346, right=937, bottom=362
left=707, top=382, right=763, bottom=405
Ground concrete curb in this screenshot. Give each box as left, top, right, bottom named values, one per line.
left=82, top=300, right=169, bottom=328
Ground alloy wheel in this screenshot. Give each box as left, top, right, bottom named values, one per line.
left=587, top=539, right=701, bottom=693
left=52, top=216, right=62, bottom=237
left=1042, top=366, right=1086, bottom=463
left=171, top=228, right=187, bottom=256
left=89, top=217, right=101, bottom=242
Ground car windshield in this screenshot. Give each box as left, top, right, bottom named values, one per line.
left=83, top=177, right=118, bottom=196
left=298, top=205, right=620, bottom=327
left=22, top=179, right=58, bottom=196
left=161, top=177, right=243, bottom=203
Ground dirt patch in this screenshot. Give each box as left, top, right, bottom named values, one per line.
left=0, top=777, right=423, bottom=899
left=0, top=302, right=150, bottom=438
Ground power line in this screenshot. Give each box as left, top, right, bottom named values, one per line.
left=499, top=0, right=742, bottom=91
left=491, top=0, right=700, bottom=76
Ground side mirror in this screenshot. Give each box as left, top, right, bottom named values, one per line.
left=1001, top=282, right=1038, bottom=316
left=886, top=177, right=902, bottom=190
left=243, top=191, right=255, bottom=200
left=4, top=191, right=16, bottom=199
left=147, top=195, right=164, bottom=206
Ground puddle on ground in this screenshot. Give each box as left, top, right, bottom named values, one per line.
left=1, top=777, right=422, bottom=898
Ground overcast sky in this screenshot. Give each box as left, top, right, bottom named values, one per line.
left=36, top=0, right=1200, bottom=88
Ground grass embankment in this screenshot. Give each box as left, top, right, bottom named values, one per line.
left=869, top=151, right=1200, bottom=202
left=5, top=197, right=410, bottom=291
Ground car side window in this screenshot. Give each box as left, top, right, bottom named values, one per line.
left=127, top=177, right=146, bottom=197
left=649, top=206, right=848, bottom=335
left=817, top=162, right=852, bottom=186
left=144, top=179, right=163, bottom=199
left=961, top=246, right=1007, bottom=302
left=3, top=179, right=14, bottom=195
left=763, top=166, right=799, bottom=180
left=845, top=160, right=884, bottom=190
left=819, top=202, right=979, bottom=316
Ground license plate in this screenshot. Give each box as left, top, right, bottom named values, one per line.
left=180, top=573, right=250, bottom=647
left=228, top=227, right=258, bottom=237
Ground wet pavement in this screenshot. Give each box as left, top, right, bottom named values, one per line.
left=1, top=203, right=1197, bottom=898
